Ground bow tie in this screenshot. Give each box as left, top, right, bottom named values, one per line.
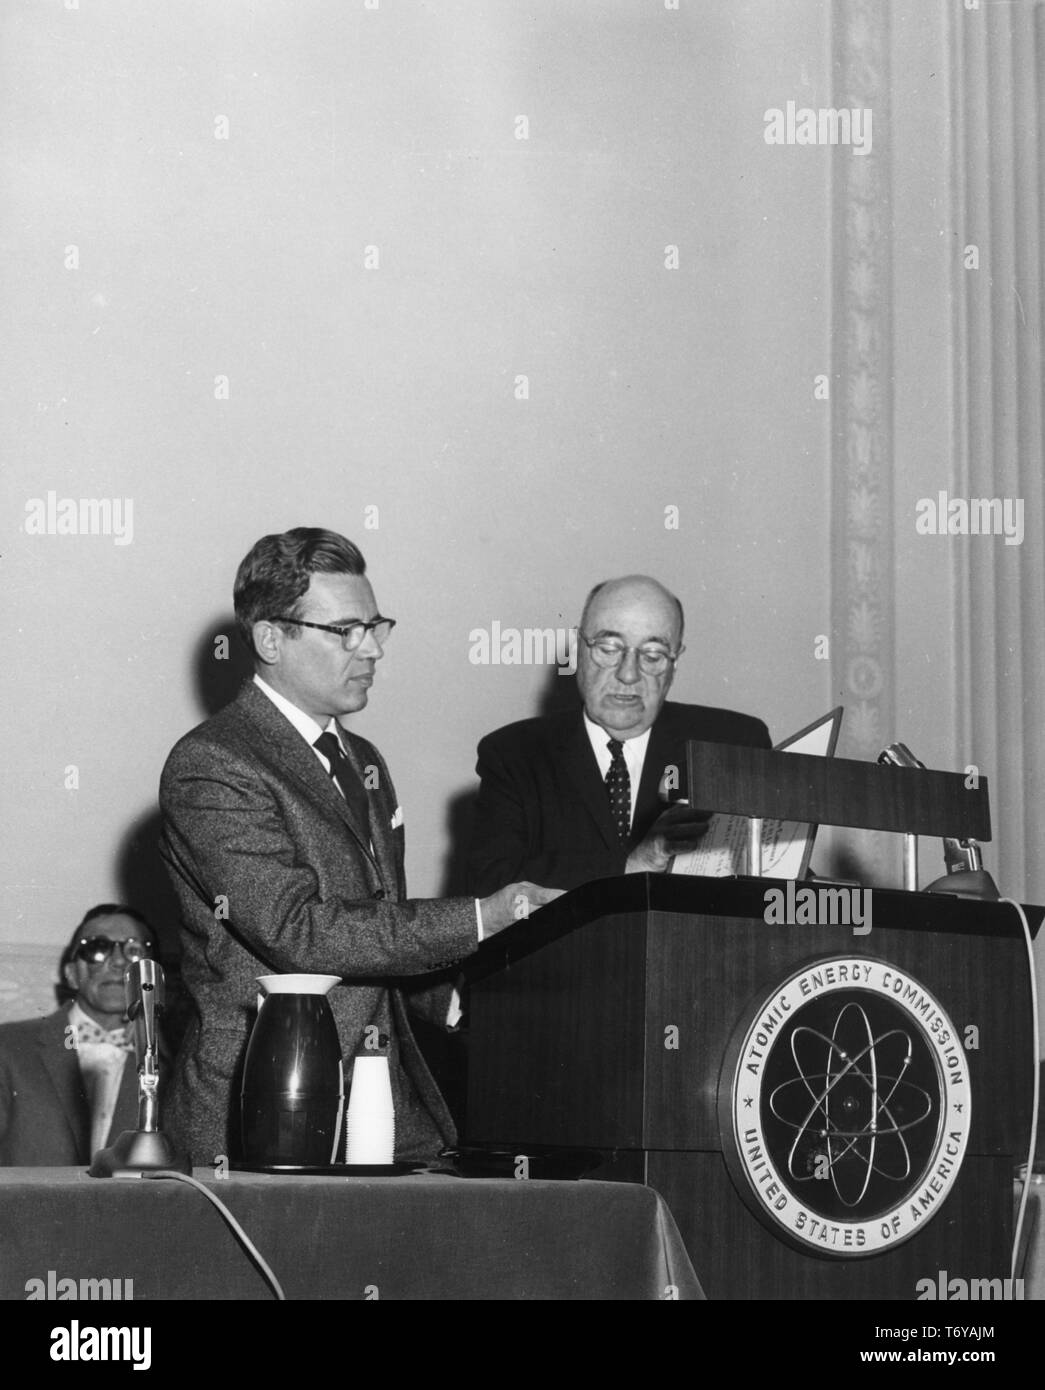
left=74, top=1019, right=134, bottom=1052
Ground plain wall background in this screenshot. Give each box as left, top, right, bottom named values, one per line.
left=3, top=1, right=1040, bottom=1041
left=2, top=0, right=832, bottom=947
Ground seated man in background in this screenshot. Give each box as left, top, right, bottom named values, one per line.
left=467, top=575, right=771, bottom=895
left=0, top=905, right=154, bottom=1165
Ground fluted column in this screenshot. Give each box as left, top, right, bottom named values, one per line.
left=830, top=0, right=895, bottom=881
left=951, top=0, right=1045, bottom=916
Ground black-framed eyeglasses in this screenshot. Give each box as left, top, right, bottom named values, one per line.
left=274, top=616, right=396, bottom=653
left=75, top=937, right=153, bottom=966
left=577, top=631, right=683, bottom=676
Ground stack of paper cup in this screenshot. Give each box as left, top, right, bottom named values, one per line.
left=344, top=1056, right=396, bottom=1164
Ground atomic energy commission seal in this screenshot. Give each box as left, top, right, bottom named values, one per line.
left=719, top=957, right=970, bottom=1256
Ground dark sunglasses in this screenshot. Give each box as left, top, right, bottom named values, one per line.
left=74, top=936, right=153, bottom=965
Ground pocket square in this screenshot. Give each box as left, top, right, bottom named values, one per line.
left=390, top=806, right=404, bottom=830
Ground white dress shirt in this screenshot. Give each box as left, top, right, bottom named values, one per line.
left=583, top=715, right=652, bottom=830
left=70, top=1001, right=131, bottom=1156
left=254, top=672, right=352, bottom=787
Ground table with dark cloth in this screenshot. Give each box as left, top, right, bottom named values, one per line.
left=0, top=1167, right=703, bottom=1301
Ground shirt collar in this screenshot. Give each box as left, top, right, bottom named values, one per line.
left=68, top=1000, right=127, bottom=1038
left=253, top=673, right=341, bottom=748
left=582, top=713, right=653, bottom=769
left=68, top=1001, right=93, bottom=1031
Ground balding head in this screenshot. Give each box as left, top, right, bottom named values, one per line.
left=579, top=576, right=684, bottom=647
left=576, top=575, right=685, bottom=738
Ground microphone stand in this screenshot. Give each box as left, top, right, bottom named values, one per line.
left=88, top=958, right=190, bottom=1176
left=877, top=742, right=1000, bottom=901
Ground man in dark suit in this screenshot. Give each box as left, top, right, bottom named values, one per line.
left=468, top=575, right=771, bottom=894
left=0, top=905, right=152, bottom=1165
left=159, top=527, right=558, bottom=1166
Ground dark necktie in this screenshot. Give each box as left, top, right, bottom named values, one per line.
left=314, top=731, right=370, bottom=832
left=605, top=739, right=631, bottom=843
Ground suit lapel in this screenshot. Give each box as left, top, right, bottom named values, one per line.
left=367, top=809, right=397, bottom=897
left=36, top=1010, right=90, bottom=1157
left=558, top=716, right=619, bottom=854
left=236, top=682, right=382, bottom=875
left=340, top=734, right=397, bottom=896
left=634, top=710, right=678, bottom=831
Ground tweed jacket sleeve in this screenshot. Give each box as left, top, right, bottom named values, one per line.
left=159, top=726, right=478, bottom=982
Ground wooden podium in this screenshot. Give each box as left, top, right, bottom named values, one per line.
left=463, top=746, right=1040, bottom=1300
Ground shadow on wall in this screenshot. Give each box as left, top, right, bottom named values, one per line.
left=820, top=842, right=869, bottom=885
left=438, top=663, right=582, bottom=897
left=114, top=618, right=250, bottom=938
left=194, top=613, right=255, bottom=718
left=113, top=806, right=192, bottom=1053
left=107, top=617, right=253, bottom=1052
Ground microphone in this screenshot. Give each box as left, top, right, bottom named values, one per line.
left=876, top=741, right=925, bottom=771
left=126, top=958, right=161, bottom=1131
left=876, top=743, right=1000, bottom=900
left=88, top=958, right=190, bottom=1176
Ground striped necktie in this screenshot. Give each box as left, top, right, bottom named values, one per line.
left=314, top=731, right=371, bottom=831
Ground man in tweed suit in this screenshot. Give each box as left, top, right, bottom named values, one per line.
left=160, top=527, right=558, bottom=1164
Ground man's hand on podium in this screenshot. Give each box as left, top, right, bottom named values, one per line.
left=480, top=881, right=565, bottom=938
left=626, top=802, right=713, bottom=874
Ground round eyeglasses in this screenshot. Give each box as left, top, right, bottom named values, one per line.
left=274, top=616, right=396, bottom=653
left=75, top=937, right=153, bottom=966
left=577, top=632, right=683, bottom=676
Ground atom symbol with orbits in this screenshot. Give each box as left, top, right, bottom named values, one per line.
left=768, top=1002, right=934, bottom=1207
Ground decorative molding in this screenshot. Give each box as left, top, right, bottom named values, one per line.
left=830, top=0, right=894, bottom=880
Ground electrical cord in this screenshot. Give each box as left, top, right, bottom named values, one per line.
left=999, top=897, right=1040, bottom=1285
left=140, top=1170, right=286, bottom=1300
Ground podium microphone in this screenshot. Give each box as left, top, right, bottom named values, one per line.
left=877, top=742, right=1000, bottom=900
left=88, top=957, right=191, bottom=1177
